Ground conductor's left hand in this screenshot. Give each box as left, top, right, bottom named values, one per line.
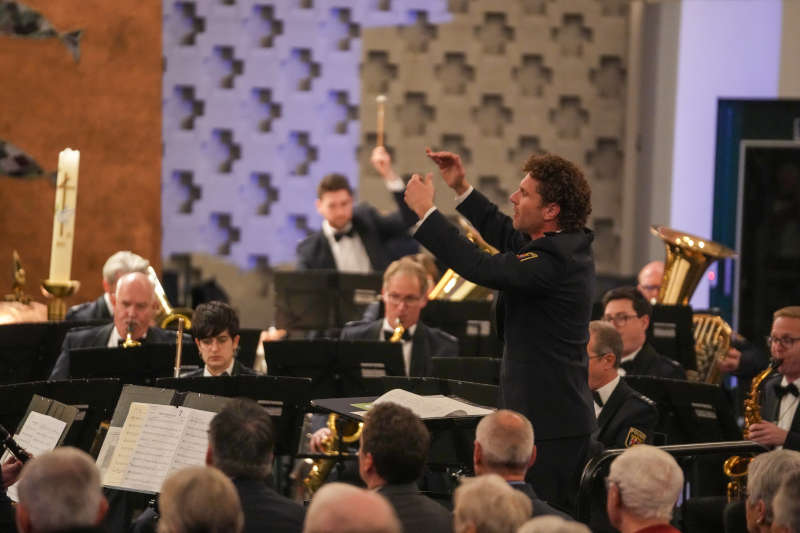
left=404, top=173, right=435, bottom=219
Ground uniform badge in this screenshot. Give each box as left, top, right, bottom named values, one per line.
left=625, top=427, right=647, bottom=447
left=516, top=252, right=538, bottom=262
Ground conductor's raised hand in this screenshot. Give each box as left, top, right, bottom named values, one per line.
left=425, top=147, right=468, bottom=195
left=404, top=173, right=435, bottom=219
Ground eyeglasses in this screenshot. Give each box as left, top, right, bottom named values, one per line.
left=588, top=353, right=611, bottom=361
left=602, top=314, right=639, bottom=327
left=639, top=284, right=661, bottom=293
left=766, top=336, right=800, bottom=349
left=385, top=293, right=424, bottom=306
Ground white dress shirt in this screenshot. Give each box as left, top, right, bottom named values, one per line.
left=777, top=376, right=800, bottom=450
left=322, top=220, right=372, bottom=273
left=203, top=359, right=236, bottom=377
left=594, top=375, right=620, bottom=417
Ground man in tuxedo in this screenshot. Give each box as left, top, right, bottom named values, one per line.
left=65, top=250, right=149, bottom=321
left=340, top=256, right=458, bottom=377
left=358, top=402, right=453, bottom=533
left=182, top=301, right=256, bottom=377
left=587, top=320, right=658, bottom=451
left=50, top=271, right=184, bottom=380
left=473, top=410, right=571, bottom=520
left=601, top=286, right=686, bottom=380
left=749, top=306, right=800, bottom=451
left=296, top=147, right=418, bottom=272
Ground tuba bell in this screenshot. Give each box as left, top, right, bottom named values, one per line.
left=428, top=217, right=498, bottom=301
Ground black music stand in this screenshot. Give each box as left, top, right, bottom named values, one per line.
left=420, top=300, right=500, bottom=357
left=236, top=328, right=262, bottom=368
left=647, top=304, right=696, bottom=371
left=431, top=357, right=500, bottom=386
left=69, top=345, right=179, bottom=385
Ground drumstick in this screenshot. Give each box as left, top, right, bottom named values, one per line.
left=376, top=94, right=387, bottom=147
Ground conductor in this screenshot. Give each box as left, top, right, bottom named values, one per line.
left=404, top=149, right=596, bottom=511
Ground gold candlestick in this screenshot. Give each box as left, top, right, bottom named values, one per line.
left=41, top=279, right=80, bottom=321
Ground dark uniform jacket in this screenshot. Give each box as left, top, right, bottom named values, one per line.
left=377, top=482, right=453, bottom=533
left=339, top=319, right=458, bottom=377
left=760, top=373, right=800, bottom=451
left=65, top=295, right=112, bottom=322
left=181, top=359, right=257, bottom=378
left=621, top=343, right=686, bottom=380
left=509, top=481, right=572, bottom=520
left=296, top=191, right=418, bottom=271
left=593, top=378, right=658, bottom=450
left=50, top=323, right=188, bottom=380
left=414, top=189, right=596, bottom=440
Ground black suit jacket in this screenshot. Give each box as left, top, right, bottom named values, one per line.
left=339, top=319, right=459, bottom=376
left=377, top=482, right=453, bottom=533
left=509, top=481, right=572, bottom=520
left=414, top=189, right=596, bottom=440
left=50, top=323, right=188, bottom=380
left=181, top=360, right=257, bottom=378
left=593, top=378, right=658, bottom=450
left=760, top=373, right=800, bottom=451
left=65, top=295, right=112, bottom=322
left=621, top=342, right=686, bottom=380
left=296, top=191, right=418, bottom=271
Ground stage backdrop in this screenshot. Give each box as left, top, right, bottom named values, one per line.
left=0, top=1, right=162, bottom=304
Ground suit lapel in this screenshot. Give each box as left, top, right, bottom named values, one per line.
left=597, top=381, right=625, bottom=433
left=353, top=216, right=382, bottom=271
left=319, top=233, right=336, bottom=269
left=96, top=323, right=116, bottom=346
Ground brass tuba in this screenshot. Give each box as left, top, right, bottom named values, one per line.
left=146, top=266, right=193, bottom=330
left=428, top=217, right=498, bottom=301
left=651, top=225, right=737, bottom=383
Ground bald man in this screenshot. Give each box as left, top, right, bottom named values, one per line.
left=50, top=272, right=189, bottom=380
left=303, top=482, right=401, bottom=533
left=637, top=261, right=664, bottom=303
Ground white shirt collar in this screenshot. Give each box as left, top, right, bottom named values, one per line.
left=596, top=375, right=620, bottom=406
left=322, top=219, right=353, bottom=239
left=203, top=359, right=236, bottom=377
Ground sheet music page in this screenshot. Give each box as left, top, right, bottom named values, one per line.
left=121, top=404, right=183, bottom=493
left=372, top=389, right=494, bottom=419
left=5, top=411, right=67, bottom=501
left=103, top=402, right=150, bottom=488
left=95, top=426, right=122, bottom=479
left=168, top=407, right=216, bottom=474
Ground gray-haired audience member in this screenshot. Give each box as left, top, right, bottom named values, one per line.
left=606, top=444, right=683, bottom=533
left=452, top=474, right=531, bottom=533
left=473, top=410, right=570, bottom=519
left=773, top=470, right=800, bottom=533
left=517, top=516, right=591, bottom=533
left=303, top=482, right=402, bottom=533
left=66, top=250, right=150, bottom=321
left=745, top=449, right=800, bottom=533
left=15, top=447, right=108, bottom=533
left=157, top=466, right=243, bottom=533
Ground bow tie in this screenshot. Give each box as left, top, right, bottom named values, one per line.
left=592, top=391, right=604, bottom=408
left=333, top=227, right=356, bottom=242
left=775, top=382, right=800, bottom=399
left=384, top=329, right=411, bottom=342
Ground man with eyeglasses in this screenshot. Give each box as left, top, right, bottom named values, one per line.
left=748, top=306, right=800, bottom=450
left=340, top=257, right=458, bottom=377
left=601, top=286, right=686, bottom=380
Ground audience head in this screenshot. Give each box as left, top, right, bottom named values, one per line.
left=606, top=445, right=683, bottom=529
left=102, top=250, right=149, bottom=295
left=602, top=286, right=652, bottom=357
left=452, top=474, right=531, bottom=533
left=772, top=470, right=800, bottom=533
left=587, top=320, right=624, bottom=390
left=303, top=482, right=402, bottom=533
left=770, top=306, right=800, bottom=381
left=518, top=516, right=591, bottom=533
left=192, top=301, right=241, bottom=376
left=316, top=173, right=354, bottom=230
left=157, top=466, right=243, bottom=533
left=15, top=447, right=108, bottom=533
left=382, top=257, right=428, bottom=329
left=637, top=261, right=664, bottom=303
left=473, top=409, right=535, bottom=479
left=746, top=449, right=800, bottom=532
left=208, top=398, right=275, bottom=480
left=514, top=153, right=591, bottom=236
left=112, top=271, right=156, bottom=340
left=359, top=402, right=430, bottom=488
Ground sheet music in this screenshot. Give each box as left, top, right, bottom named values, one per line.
left=372, top=389, right=494, bottom=419
left=168, top=407, right=215, bottom=474
left=5, top=411, right=67, bottom=501
left=103, top=402, right=149, bottom=487
left=96, top=426, right=121, bottom=478
left=122, top=404, right=183, bottom=493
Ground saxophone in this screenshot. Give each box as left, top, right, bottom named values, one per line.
left=302, top=413, right=363, bottom=497
left=389, top=318, right=405, bottom=343
left=723, top=358, right=780, bottom=501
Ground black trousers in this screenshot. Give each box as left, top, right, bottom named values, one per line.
left=526, top=433, right=591, bottom=515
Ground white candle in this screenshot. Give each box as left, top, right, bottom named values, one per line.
left=48, top=148, right=80, bottom=282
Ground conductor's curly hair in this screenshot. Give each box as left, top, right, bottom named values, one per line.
left=523, top=154, right=592, bottom=232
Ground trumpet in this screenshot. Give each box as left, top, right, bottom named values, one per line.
left=388, top=318, right=405, bottom=343
left=121, top=322, right=141, bottom=348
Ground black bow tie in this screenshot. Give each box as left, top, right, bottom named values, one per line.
left=384, top=329, right=411, bottom=342
left=775, top=382, right=800, bottom=399
left=333, top=227, right=356, bottom=241
left=592, top=391, right=604, bottom=408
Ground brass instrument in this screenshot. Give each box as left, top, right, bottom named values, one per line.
left=302, top=413, right=363, bottom=497
left=693, top=313, right=732, bottom=384
left=428, top=217, right=498, bottom=301
left=122, top=323, right=141, bottom=348
left=146, top=266, right=193, bottom=330
left=723, top=359, right=780, bottom=501
left=389, top=318, right=405, bottom=343
left=4, top=251, right=32, bottom=304
left=174, top=317, right=185, bottom=378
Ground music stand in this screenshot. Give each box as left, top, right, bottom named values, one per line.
left=69, top=345, right=179, bottom=385
left=421, top=300, right=499, bottom=357
left=431, top=357, right=500, bottom=386
left=648, top=304, right=696, bottom=371
left=236, top=328, right=262, bottom=368
left=337, top=273, right=383, bottom=324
